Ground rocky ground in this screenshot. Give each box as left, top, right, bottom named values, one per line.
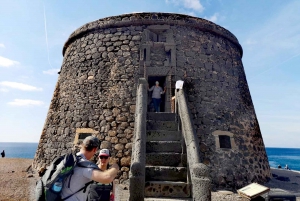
left=0, top=158, right=37, bottom=201
left=0, top=158, right=299, bottom=201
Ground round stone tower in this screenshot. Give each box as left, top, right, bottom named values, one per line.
left=33, top=12, right=270, bottom=189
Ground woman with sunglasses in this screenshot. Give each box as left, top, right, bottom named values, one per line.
left=87, top=149, right=115, bottom=201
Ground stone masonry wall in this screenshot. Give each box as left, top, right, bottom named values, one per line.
left=33, top=12, right=270, bottom=189
left=172, top=26, right=270, bottom=189
left=34, top=26, right=143, bottom=182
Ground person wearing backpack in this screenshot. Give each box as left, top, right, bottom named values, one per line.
left=60, top=136, right=119, bottom=201
left=87, top=149, right=115, bottom=201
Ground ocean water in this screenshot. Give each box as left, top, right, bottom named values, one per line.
left=0, top=142, right=38, bottom=159
left=266, top=147, right=300, bottom=171
left=0, top=143, right=299, bottom=171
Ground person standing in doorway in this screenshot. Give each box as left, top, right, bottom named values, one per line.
left=148, top=81, right=166, bottom=112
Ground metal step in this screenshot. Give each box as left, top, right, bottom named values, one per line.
left=147, top=130, right=182, bottom=142
left=145, top=181, right=191, bottom=198
left=146, top=166, right=187, bottom=182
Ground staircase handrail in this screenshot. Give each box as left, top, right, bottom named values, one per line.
left=129, top=78, right=147, bottom=201
left=175, top=88, right=211, bottom=201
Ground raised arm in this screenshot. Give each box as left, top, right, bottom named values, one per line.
left=148, top=85, right=154, bottom=91
left=91, top=163, right=119, bottom=184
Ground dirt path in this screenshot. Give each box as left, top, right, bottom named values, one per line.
left=0, top=158, right=38, bottom=201
left=0, top=158, right=299, bottom=201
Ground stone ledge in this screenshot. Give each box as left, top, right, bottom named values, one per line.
left=62, top=12, right=242, bottom=56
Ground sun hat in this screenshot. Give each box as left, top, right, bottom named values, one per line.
left=99, top=149, right=110, bottom=157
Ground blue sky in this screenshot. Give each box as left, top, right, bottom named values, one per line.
left=0, top=0, right=299, bottom=148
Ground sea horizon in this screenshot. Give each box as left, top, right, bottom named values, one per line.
left=1, top=142, right=299, bottom=149
left=0, top=142, right=38, bottom=159
left=1, top=142, right=299, bottom=171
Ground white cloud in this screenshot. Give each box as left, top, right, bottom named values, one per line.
left=43, top=68, right=60, bottom=75
left=244, top=39, right=257, bottom=45
left=187, top=11, right=196, bottom=17
left=20, top=75, right=30, bottom=79
left=183, top=0, right=204, bottom=12
left=0, top=44, right=5, bottom=48
left=127, top=11, right=144, bottom=14
left=8, top=99, right=44, bottom=106
left=0, top=81, right=43, bottom=91
left=205, top=13, right=219, bottom=23
left=0, top=56, right=20, bottom=67
left=166, top=0, right=204, bottom=12
left=0, top=88, right=9, bottom=92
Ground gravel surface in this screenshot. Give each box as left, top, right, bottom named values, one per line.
left=0, top=158, right=38, bottom=201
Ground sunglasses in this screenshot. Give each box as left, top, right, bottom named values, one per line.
left=99, top=156, right=108, bottom=159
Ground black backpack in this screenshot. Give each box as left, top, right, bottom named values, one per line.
left=35, top=152, right=99, bottom=201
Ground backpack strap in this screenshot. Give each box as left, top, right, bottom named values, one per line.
left=67, top=169, right=74, bottom=188
left=61, top=155, right=100, bottom=200
left=61, top=181, right=94, bottom=200
left=75, top=154, right=100, bottom=170
left=77, top=161, right=100, bottom=169
left=66, top=154, right=99, bottom=188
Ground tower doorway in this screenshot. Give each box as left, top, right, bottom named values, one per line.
left=148, top=76, right=166, bottom=112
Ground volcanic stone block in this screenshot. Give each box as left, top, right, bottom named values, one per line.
left=146, top=130, right=182, bottom=142
left=146, top=112, right=176, bottom=121
left=146, top=153, right=186, bottom=166
left=146, top=141, right=182, bottom=153
left=145, top=181, right=191, bottom=198
left=145, top=166, right=187, bottom=182
left=146, top=121, right=178, bottom=131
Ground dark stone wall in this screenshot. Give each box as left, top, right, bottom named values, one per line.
left=33, top=12, right=270, bottom=189
left=34, top=26, right=142, bottom=182
left=172, top=25, right=270, bottom=189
